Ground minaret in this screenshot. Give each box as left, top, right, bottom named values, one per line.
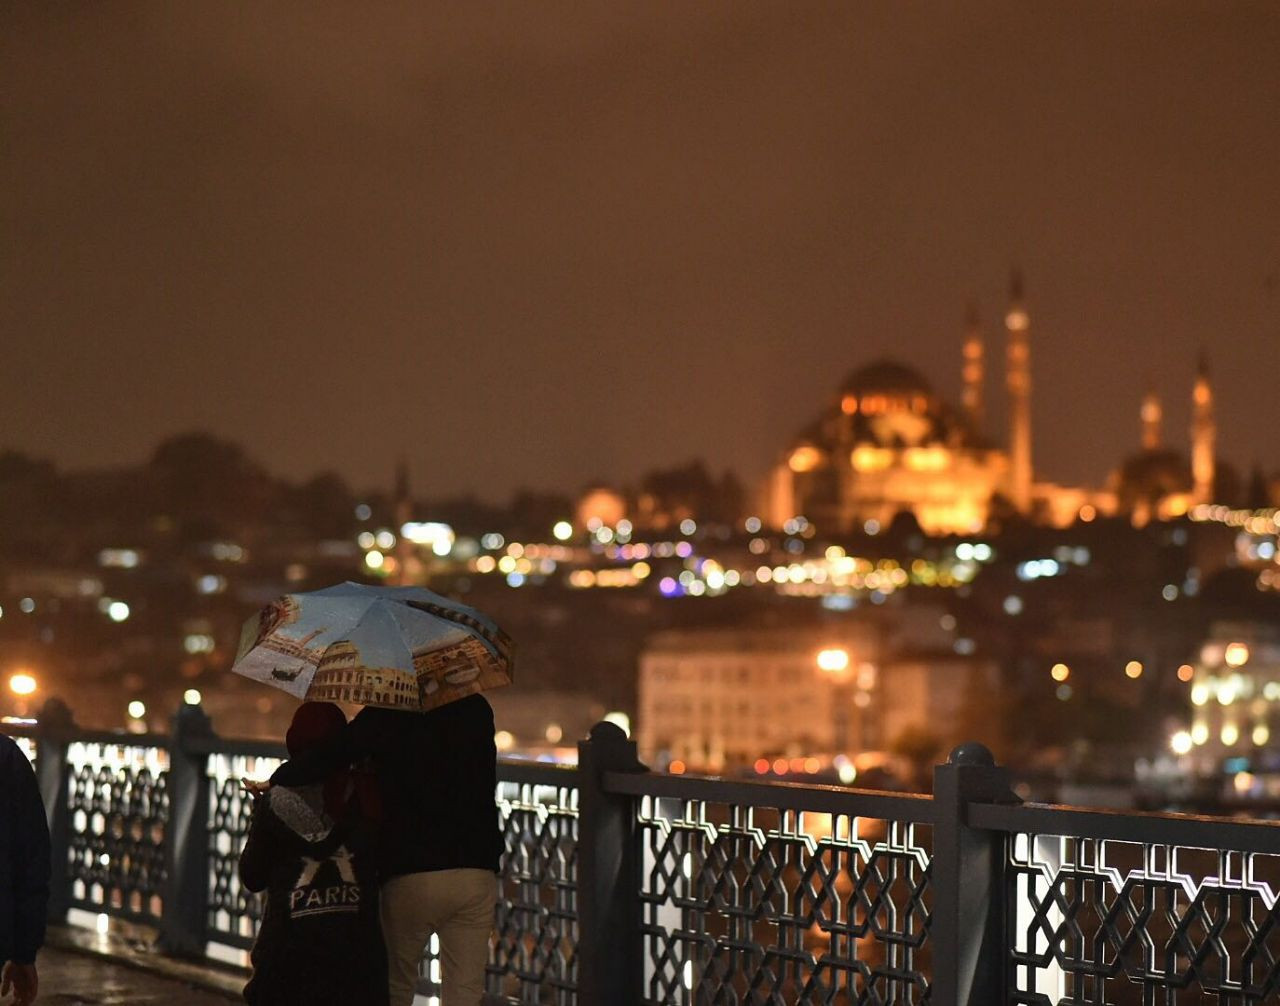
left=961, top=303, right=984, bottom=434
left=392, top=457, right=418, bottom=585
left=1190, top=353, right=1216, bottom=504
left=1004, top=271, right=1032, bottom=512
left=1140, top=390, right=1163, bottom=451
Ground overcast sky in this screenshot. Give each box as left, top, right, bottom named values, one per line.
left=2, top=3, right=1277, bottom=500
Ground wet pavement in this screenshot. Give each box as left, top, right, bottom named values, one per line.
left=33, top=947, right=238, bottom=1005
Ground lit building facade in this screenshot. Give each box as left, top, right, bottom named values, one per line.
left=636, top=625, right=991, bottom=773
left=637, top=626, right=879, bottom=771
left=1181, top=623, right=1280, bottom=777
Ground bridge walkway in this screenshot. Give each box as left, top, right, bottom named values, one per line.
left=33, top=943, right=237, bottom=1005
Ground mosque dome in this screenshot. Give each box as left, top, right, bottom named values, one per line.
left=833, top=358, right=972, bottom=450
left=1113, top=450, right=1240, bottom=513
left=1113, top=449, right=1192, bottom=514
left=783, top=357, right=983, bottom=463
left=839, top=360, right=936, bottom=400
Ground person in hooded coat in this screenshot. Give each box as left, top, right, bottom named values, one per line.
left=0, top=732, right=49, bottom=1006
left=239, top=702, right=387, bottom=1005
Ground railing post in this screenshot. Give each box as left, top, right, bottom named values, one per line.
left=34, top=698, right=75, bottom=923
left=576, top=721, right=646, bottom=1006
left=158, top=701, right=215, bottom=957
left=931, top=741, right=1021, bottom=1006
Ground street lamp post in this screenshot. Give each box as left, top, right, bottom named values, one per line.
left=853, top=661, right=876, bottom=752
left=817, top=648, right=853, bottom=755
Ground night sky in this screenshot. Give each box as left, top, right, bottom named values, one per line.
left=2, top=4, right=1277, bottom=501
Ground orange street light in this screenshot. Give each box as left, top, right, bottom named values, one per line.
left=816, top=648, right=850, bottom=675
left=8, top=672, right=37, bottom=696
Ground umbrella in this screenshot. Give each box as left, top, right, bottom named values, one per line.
left=230, top=582, right=513, bottom=712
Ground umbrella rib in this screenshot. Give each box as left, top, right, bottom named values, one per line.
left=401, top=598, right=514, bottom=660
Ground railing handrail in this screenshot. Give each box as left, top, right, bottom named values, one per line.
left=4, top=722, right=171, bottom=750
left=970, top=798, right=1280, bottom=853
left=496, top=758, right=580, bottom=787
left=63, top=729, right=174, bottom=750
left=604, top=768, right=937, bottom=822
left=187, top=734, right=285, bottom=759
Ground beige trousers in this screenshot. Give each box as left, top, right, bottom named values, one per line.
left=381, top=868, right=497, bottom=1006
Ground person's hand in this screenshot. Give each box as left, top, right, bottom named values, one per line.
left=1, top=961, right=38, bottom=1005
left=240, top=778, right=270, bottom=798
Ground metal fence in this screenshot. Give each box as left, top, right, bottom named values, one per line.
left=972, top=802, right=1280, bottom=1005
left=8, top=707, right=1280, bottom=1005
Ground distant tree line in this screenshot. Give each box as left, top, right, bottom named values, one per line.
left=0, top=434, right=747, bottom=558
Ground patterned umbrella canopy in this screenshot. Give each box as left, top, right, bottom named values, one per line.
left=230, top=582, right=513, bottom=712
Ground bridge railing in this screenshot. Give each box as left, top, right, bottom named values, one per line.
left=973, top=800, right=1280, bottom=1003
left=9, top=705, right=1280, bottom=1004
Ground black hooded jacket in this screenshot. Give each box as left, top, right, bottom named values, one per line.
left=239, top=784, right=386, bottom=1005
left=0, top=734, right=50, bottom=966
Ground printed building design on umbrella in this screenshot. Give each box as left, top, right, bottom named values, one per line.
left=258, top=626, right=328, bottom=670
left=253, top=595, right=303, bottom=648
left=412, top=637, right=505, bottom=709
left=308, top=640, right=418, bottom=708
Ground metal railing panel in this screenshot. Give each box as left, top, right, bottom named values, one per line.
left=10, top=732, right=38, bottom=771
left=64, top=739, right=170, bottom=927
left=486, top=769, right=581, bottom=1005
left=974, top=802, right=1280, bottom=1004
left=205, top=750, right=284, bottom=951
left=633, top=786, right=933, bottom=1005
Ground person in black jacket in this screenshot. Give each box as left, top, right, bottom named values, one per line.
left=270, top=693, right=501, bottom=1006
left=240, top=702, right=387, bottom=1006
left=1, top=733, right=50, bottom=1006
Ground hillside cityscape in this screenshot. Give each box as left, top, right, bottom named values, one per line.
left=4, top=284, right=1278, bottom=814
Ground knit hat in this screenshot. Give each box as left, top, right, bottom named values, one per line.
left=285, top=701, right=347, bottom=758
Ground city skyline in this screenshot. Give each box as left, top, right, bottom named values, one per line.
left=0, top=318, right=1260, bottom=510
left=2, top=3, right=1277, bottom=499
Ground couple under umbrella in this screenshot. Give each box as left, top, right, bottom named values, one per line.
left=232, top=582, right=514, bottom=1006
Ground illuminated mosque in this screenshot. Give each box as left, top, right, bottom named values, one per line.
left=761, top=274, right=1220, bottom=535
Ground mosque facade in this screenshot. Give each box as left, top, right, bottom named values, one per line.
left=760, top=274, right=1218, bottom=535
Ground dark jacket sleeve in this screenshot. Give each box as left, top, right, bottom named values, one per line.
left=7, top=742, right=50, bottom=963
left=269, top=711, right=374, bottom=788
left=238, top=798, right=275, bottom=893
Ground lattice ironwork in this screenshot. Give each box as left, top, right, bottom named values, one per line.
left=486, top=776, right=580, bottom=1005
left=637, top=794, right=932, bottom=1005
left=66, top=741, right=169, bottom=924
left=1008, top=832, right=1280, bottom=1004
left=12, top=734, right=37, bottom=772
left=206, top=751, right=282, bottom=951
